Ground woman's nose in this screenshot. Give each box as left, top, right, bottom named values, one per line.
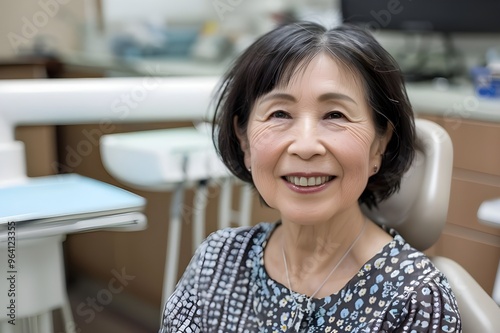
left=287, top=120, right=327, bottom=159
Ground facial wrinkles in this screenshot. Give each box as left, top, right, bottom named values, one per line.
left=323, top=119, right=377, bottom=204
left=248, top=115, right=287, bottom=154
left=246, top=122, right=287, bottom=203
left=333, top=137, right=375, bottom=212
left=340, top=122, right=375, bottom=151
left=338, top=129, right=376, bottom=184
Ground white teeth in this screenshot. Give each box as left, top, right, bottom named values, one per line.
left=285, top=176, right=332, bottom=187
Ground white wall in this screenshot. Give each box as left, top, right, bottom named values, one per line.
left=1, top=0, right=495, bottom=72
left=102, top=0, right=214, bottom=24
left=0, top=0, right=87, bottom=58
left=0, top=0, right=337, bottom=59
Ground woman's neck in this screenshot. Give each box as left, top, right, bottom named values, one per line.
left=264, top=205, right=393, bottom=297
left=280, top=207, right=367, bottom=266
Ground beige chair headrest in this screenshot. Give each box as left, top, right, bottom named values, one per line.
left=362, top=119, right=454, bottom=251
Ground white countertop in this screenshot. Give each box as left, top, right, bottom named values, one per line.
left=407, top=82, right=500, bottom=123
left=61, top=52, right=230, bottom=76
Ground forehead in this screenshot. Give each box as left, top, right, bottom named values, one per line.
left=274, top=52, right=368, bottom=100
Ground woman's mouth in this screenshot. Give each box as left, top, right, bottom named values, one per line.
left=283, top=176, right=335, bottom=187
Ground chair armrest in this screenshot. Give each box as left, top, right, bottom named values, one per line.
left=432, top=256, right=500, bottom=333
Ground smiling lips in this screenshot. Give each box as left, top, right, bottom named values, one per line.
left=284, top=176, right=335, bottom=187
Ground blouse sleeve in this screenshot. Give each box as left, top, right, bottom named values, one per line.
left=159, top=240, right=207, bottom=333
left=382, top=273, right=462, bottom=333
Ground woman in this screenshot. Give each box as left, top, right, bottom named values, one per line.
left=160, top=21, right=461, bottom=332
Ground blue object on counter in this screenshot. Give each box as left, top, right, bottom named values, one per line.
left=471, top=66, right=500, bottom=98
left=0, top=174, right=145, bottom=224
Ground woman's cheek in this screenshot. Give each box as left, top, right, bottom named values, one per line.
left=342, top=122, right=374, bottom=143
left=249, top=123, right=288, bottom=155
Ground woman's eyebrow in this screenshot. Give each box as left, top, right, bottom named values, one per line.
left=318, top=92, right=357, bottom=105
left=258, top=92, right=357, bottom=105
left=258, top=92, right=296, bottom=104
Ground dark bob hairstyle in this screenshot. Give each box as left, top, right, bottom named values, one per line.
left=212, top=21, right=416, bottom=208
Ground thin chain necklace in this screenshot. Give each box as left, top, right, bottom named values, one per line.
left=281, top=219, right=368, bottom=326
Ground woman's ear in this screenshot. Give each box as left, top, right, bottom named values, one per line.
left=371, top=124, right=393, bottom=173
left=234, top=117, right=251, bottom=169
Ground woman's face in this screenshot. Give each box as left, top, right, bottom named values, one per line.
left=238, top=53, right=390, bottom=225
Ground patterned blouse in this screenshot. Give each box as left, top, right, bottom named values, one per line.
left=160, top=222, right=462, bottom=332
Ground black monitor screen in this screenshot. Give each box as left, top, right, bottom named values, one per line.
left=341, top=0, right=500, bottom=33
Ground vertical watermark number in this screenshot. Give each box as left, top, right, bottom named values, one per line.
left=6, top=221, right=16, bottom=325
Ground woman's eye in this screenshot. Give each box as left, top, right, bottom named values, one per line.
left=325, top=111, right=344, bottom=119
left=270, top=110, right=290, bottom=119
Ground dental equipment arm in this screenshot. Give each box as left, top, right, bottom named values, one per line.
left=0, top=76, right=219, bottom=184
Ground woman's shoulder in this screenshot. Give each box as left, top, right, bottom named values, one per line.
left=384, top=230, right=460, bottom=308
left=366, top=230, right=461, bottom=331
left=362, top=228, right=456, bottom=296
left=380, top=228, right=436, bottom=267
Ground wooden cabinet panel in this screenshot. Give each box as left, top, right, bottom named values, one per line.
left=15, top=126, right=58, bottom=177
left=431, top=232, right=500, bottom=295
left=442, top=119, right=500, bottom=177
left=448, top=176, right=500, bottom=236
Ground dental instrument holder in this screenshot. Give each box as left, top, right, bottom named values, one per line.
left=0, top=77, right=218, bottom=333
left=100, top=127, right=254, bottom=306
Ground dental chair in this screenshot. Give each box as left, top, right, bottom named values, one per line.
left=363, top=118, right=500, bottom=333
left=100, top=125, right=254, bottom=307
